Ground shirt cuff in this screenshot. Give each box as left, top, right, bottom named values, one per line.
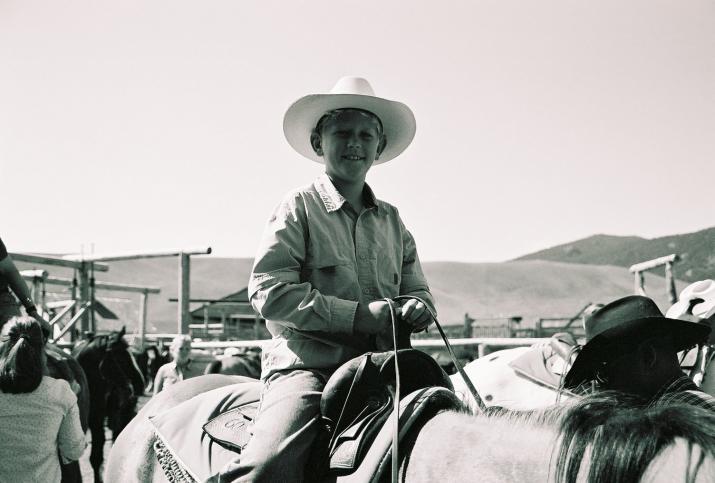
left=331, top=298, right=358, bottom=335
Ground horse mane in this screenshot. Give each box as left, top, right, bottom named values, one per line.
left=79, top=330, right=128, bottom=353
left=490, top=392, right=715, bottom=483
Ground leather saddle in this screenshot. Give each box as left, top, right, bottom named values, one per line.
left=194, top=348, right=458, bottom=480
left=320, top=348, right=454, bottom=474
left=508, top=333, right=580, bottom=391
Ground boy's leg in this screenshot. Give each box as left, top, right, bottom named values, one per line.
left=213, top=368, right=326, bottom=483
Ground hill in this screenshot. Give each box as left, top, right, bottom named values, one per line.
left=17, top=257, right=680, bottom=335
left=514, top=226, right=715, bottom=282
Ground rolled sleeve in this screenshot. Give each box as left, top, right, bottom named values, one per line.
left=58, top=386, right=86, bottom=462
left=399, top=225, right=436, bottom=316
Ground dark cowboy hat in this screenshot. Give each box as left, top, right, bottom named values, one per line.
left=562, top=295, right=711, bottom=389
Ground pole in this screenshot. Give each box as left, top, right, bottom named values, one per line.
left=78, top=262, right=90, bottom=337
left=139, top=291, right=148, bottom=349
left=178, top=253, right=191, bottom=334
left=665, top=262, right=677, bottom=304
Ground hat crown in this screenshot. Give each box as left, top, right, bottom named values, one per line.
left=585, top=295, right=664, bottom=341
left=330, top=76, right=376, bottom=97
left=668, top=279, right=715, bottom=320
left=681, top=279, right=715, bottom=302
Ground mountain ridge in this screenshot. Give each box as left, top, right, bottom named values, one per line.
left=514, top=226, right=715, bottom=282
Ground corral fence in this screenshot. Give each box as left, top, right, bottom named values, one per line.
left=120, top=333, right=548, bottom=363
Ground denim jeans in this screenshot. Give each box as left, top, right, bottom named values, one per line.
left=211, top=368, right=328, bottom=482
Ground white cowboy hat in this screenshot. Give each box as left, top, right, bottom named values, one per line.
left=283, top=76, right=416, bottom=164
left=223, top=347, right=241, bottom=357
left=666, top=279, right=715, bottom=321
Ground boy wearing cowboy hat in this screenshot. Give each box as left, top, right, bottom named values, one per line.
left=215, top=77, right=435, bottom=482
left=562, top=295, right=715, bottom=410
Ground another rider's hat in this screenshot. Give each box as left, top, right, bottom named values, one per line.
left=283, top=76, right=416, bottom=164
left=563, top=295, right=710, bottom=389
left=666, top=279, right=715, bottom=344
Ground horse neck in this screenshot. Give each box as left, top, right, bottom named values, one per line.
left=405, top=411, right=555, bottom=482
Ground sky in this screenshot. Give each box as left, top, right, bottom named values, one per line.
left=1, top=0, right=714, bottom=263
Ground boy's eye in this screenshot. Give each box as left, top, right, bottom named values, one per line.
left=361, top=133, right=374, bottom=140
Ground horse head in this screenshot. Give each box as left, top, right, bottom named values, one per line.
left=96, top=327, right=145, bottom=404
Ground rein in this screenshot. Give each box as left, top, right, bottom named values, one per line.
left=391, top=295, right=487, bottom=413
left=382, top=295, right=486, bottom=483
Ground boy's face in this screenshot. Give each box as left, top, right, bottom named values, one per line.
left=311, top=109, right=386, bottom=185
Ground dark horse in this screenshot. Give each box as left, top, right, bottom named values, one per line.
left=132, top=344, right=170, bottom=393
left=72, top=327, right=145, bottom=482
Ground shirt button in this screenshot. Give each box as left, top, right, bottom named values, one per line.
left=362, top=288, right=371, bottom=294
left=359, top=254, right=366, bottom=260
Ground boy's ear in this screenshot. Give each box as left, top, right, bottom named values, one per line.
left=375, top=134, right=387, bottom=160
left=310, top=131, right=323, bottom=156
left=638, top=342, right=658, bottom=369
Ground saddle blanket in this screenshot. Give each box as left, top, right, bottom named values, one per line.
left=150, top=380, right=261, bottom=481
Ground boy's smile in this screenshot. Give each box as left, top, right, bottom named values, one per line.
left=312, top=109, right=386, bottom=185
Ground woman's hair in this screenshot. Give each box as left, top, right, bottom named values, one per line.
left=0, top=316, right=45, bottom=393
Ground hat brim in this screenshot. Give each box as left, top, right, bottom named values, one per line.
left=562, top=316, right=710, bottom=389
left=283, top=93, right=416, bottom=164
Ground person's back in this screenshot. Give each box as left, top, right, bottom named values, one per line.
left=0, top=376, right=86, bottom=482
left=0, top=317, right=85, bottom=483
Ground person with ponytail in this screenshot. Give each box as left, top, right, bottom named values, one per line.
left=0, top=316, right=86, bottom=482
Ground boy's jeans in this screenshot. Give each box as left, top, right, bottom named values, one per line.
left=212, top=368, right=328, bottom=482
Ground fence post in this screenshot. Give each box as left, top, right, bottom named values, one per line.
left=178, top=253, right=191, bottom=334
left=665, top=261, right=677, bottom=304
left=463, top=313, right=474, bottom=338
left=139, top=291, right=148, bottom=349
left=78, top=262, right=90, bottom=337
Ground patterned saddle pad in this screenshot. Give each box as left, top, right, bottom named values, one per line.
left=150, top=380, right=261, bottom=481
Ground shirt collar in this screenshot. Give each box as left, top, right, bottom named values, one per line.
left=314, top=174, right=378, bottom=213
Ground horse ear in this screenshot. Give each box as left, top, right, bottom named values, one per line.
left=119, top=326, right=126, bottom=337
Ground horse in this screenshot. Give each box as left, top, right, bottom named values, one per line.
left=450, top=335, right=579, bottom=412
left=45, top=342, right=91, bottom=483
left=203, top=348, right=262, bottom=379
left=72, top=327, right=145, bottom=482
left=105, top=375, right=715, bottom=482
left=451, top=336, right=715, bottom=413
left=132, top=344, right=170, bottom=393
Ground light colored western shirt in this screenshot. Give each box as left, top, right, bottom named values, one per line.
left=0, top=376, right=86, bottom=483
left=249, top=174, right=435, bottom=379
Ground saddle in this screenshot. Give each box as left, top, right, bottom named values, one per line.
left=151, top=349, right=460, bottom=481
left=320, top=348, right=454, bottom=474
left=508, top=333, right=580, bottom=391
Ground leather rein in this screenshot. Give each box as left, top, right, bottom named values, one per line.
left=382, top=295, right=485, bottom=482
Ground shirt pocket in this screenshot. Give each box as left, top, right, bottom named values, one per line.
left=303, top=251, right=357, bottom=299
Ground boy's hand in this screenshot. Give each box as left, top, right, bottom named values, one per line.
left=399, top=298, right=432, bottom=332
